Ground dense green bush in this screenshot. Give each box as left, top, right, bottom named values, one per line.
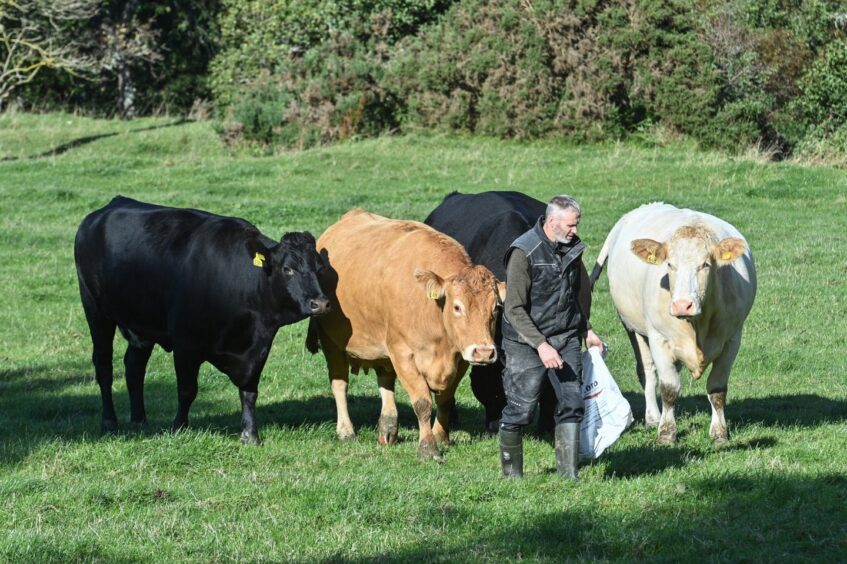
left=793, top=39, right=847, bottom=132
left=384, top=0, right=561, bottom=139
left=210, top=0, right=452, bottom=148
left=782, top=39, right=847, bottom=159
left=209, top=0, right=847, bottom=159
left=210, top=0, right=452, bottom=108
left=386, top=0, right=725, bottom=142
left=221, top=32, right=398, bottom=150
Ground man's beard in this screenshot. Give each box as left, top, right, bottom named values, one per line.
left=552, top=226, right=573, bottom=244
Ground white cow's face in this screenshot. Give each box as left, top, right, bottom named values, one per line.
left=631, top=226, right=747, bottom=319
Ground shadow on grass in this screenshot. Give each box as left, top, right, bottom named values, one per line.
left=0, top=119, right=188, bottom=161
left=323, top=475, right=847, bottom=562
left=623, top=391, right=847, bottom=429
left=6, top=472, right=844, bottom=562
left=599, top=436, right=780, bottom=479
left=2, top=361, right=845, bottom=472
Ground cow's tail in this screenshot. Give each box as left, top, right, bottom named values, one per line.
left=589, top=233, right=612, bottom=290
left=305, top=317, right=320, bottom=354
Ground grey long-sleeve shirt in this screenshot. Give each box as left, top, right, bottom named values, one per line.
left=503, top=248, right=593, bottom=349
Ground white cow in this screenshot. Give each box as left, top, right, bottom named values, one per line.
left=592, top=203, right=756, bottom=444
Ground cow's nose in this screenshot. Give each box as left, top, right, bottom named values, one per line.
left=309, top=298, right=330, bottom=315
left=671, top=299, right=696, bottom=317
left=472, top=345, right=497, bottom=364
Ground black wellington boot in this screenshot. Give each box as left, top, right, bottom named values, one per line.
left=499, top=428, right=523, bottom=478
left=554, top=422, right=580, bottom=481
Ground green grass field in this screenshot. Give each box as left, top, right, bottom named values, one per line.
left=1, top=112, right=845, bottom=562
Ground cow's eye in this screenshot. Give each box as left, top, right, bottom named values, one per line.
left=667, top=263, right=676, bottom=271
left=284, top=266, right=295, bottom=276
left=699, top=262, right=710, bottom=271
left=453, top=302, right=464, bottom=316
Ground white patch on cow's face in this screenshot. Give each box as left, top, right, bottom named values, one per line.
left=666, top=236, right=712, bottom=318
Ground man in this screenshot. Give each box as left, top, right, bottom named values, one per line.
left=499, top=195, right=604, bottom=480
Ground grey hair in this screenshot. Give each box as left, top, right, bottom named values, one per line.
left=546, top=195, right=581, bottom=218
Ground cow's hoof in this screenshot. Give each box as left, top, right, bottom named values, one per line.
left=101, top=419, right=118, bottom=434
left=658, top=427, right=677, bottom=444
left=378, top=434, right=397, bottom=446
left=645, top=414, right=660, bottom=428
left=484, top=420, right=500, bottom=436
left=418, top=440, right=443, bottom=462
left=434, top=433, right=452, bottom=446
left=171, top=419, right=188, bottom=433
left=240, top=432, right=263, bottom=446
left=129, top=418, right=148, bottom=430
left=377, top=415, right=398, bottom=445
left=337, top=427, right=356, bottom=442
left=711, top=430, right=729, bottom=446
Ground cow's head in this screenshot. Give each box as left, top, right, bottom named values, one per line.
left=631, top=225, right=746, bottom=319
left=415, top=265, right=506, bottom=365
left=250, top=231, right=330, bottom=320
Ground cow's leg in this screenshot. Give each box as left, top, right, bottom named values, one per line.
left=469, top=364, right=505, bottom=435
left=172, top=350, right=201, bottom=431
left=322, top=338, right=355, bottom=441
left=648, top=336, right=680, bottom=444
left=433, top=372, right=463, bottom=446
left=83, top=308, right=118, bottom=432
left=390, top=351, right=440, bottom=461
left=124, top=343, right=153, bottom=425
left=706, top=332, right=741, bottom=445
left=628, top=330, right=660, bottom=427
left=376, top=368, right=398, bottom=446
left=239, top=377, right=262, bottom=445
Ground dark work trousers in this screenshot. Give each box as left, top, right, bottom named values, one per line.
left=500, top=334, right=584, bottom=432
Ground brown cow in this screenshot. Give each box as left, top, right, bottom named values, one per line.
left=308, top=209, right=505, bottom=460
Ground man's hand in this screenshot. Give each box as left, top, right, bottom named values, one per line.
left=585, top=329, right=605, bottom=353
left=537, top=342, right=564, bottom=369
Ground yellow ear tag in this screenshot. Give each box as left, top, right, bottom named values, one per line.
left=721, top=251, right=732, bottom=261
left=647, top=254, right=658, bottom=265
left=428, top=290, right=439, bottom=300
left=253, top=252, right=266, bottom=268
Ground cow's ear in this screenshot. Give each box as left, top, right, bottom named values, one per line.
left=246, top=240, right=273, bottom=274
left=414, top=269, right=445, bottom=300
left=713, top=237, right=746, bottom=265
left=496, top=281, right=507, bottom=304
left=631, top=239, right=667, bottom=265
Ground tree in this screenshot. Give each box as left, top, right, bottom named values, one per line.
left=0, top=0, right=100, bottom=111
left=96, top=0, right=162, bottom=118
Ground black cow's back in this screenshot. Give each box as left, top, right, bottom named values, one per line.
left=75, top=196, right=270, bottom=350
left=424, top=191, right=545, bottom=279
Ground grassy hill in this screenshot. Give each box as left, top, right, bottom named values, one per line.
left=1, top=112, right=845, bottom=561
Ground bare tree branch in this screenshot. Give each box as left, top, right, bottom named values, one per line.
left=0, top=0, right=100, bottom=109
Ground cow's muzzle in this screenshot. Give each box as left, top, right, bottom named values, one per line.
left=309, top=298, right=331, bottom=316
left=465, top=345, right=497, bottom=365
left=670, top=298, right=700, bottom=319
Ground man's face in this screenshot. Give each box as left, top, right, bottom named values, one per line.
left=550, top=209, right=580, bottom=244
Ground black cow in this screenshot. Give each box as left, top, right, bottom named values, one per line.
left=74, top=196, right=329, bottom=444
left=424, top=191, right=556, bottom=434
